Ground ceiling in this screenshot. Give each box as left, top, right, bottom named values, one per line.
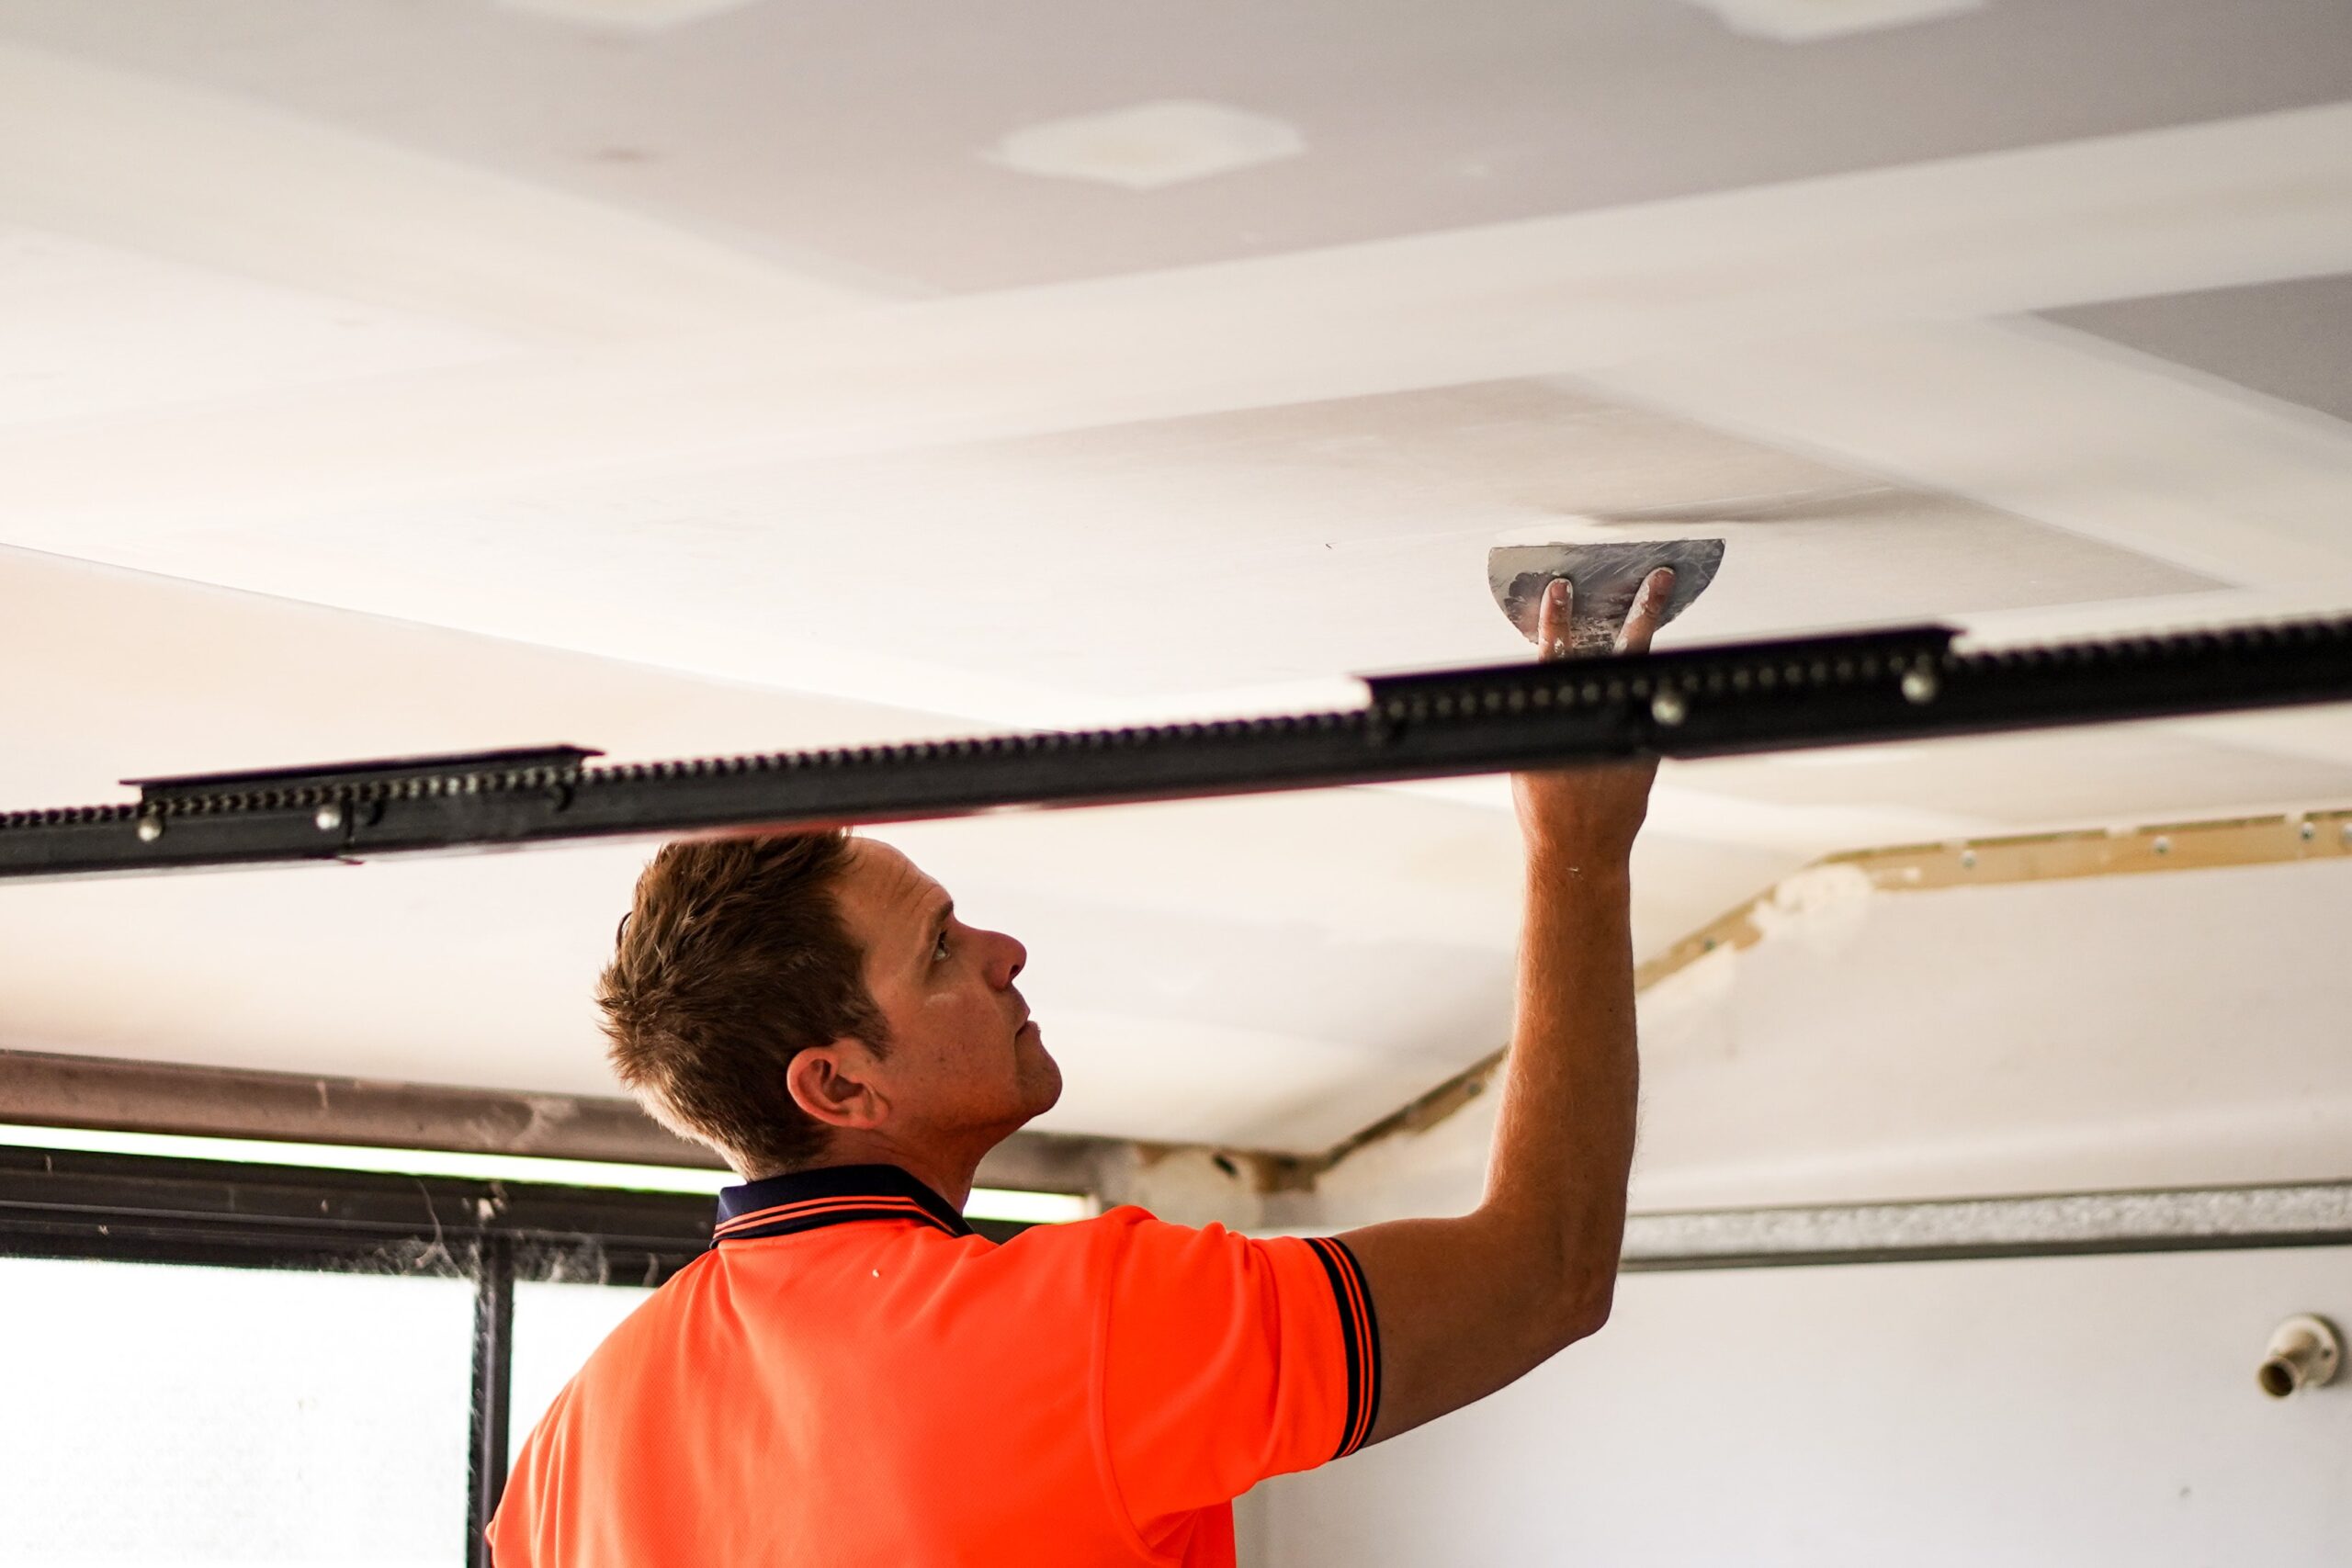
left=1, top=1, right=2348, bottom=1156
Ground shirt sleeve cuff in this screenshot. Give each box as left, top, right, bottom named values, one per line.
left=1302, top=1235, right=1382, bottom=1459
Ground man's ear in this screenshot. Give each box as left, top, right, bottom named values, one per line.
left=785, top=1040, right=889, bottom=1131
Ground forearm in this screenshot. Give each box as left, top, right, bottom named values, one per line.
left=1477, top=834, right=1639, bottom=1335
left=1337, top=567, right=1666, bottom=1445
left=1338, top=834, right=1640, bottom=1443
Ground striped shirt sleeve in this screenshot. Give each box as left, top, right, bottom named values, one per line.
left=1098, top=1212, right=1383, bottom=1540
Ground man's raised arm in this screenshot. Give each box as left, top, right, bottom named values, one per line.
left=1339, top=567, right=1671, bottom=1446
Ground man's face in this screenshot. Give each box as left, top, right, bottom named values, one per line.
left=829, top=837, right=1063, bottom=1144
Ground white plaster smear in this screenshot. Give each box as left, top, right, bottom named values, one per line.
left=1747, top=861, right=1877, bottom=955
left=986, top=101, right=1306, bottom=191
left=3, top=102, right=2346, bottom=527
left=496, top=0, right=766, bottom=31
left=1681, top=0, right=1982, bottom=43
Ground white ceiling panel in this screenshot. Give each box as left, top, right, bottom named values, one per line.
left=0, top=546, right=1803, bottom=1151
left=0, top=5, right=2347, bottom=1153
left=0, top=0, right=2342, bottom=289
left=0, top=222, right=510, bottom=428
left=0, top=380, right=2231, bottom=733
left=2045, top=274, right=2352, bottom=430
left=0, top=38, right=878, bottom=341
left=1679, top=726, right=2352, bottom=830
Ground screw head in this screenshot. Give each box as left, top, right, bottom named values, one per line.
left=1959, top=849, right=1978, bottom=870
left=1650, top=688, right=1690, bottom=727
left=314, top=803, right=345, bottom=832
left=2301, top=820, right=2317, bottom=841
left=2153, top=835, right=2172, bottom=856
left=135, top=816, right=164, bottom=843
left=1900, top=668, right=1939, bottom=705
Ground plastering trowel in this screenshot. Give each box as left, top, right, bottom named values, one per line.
left=1487, top=539, right=1724, bottom=653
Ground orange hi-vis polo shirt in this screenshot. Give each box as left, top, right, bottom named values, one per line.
left=488, top=1162, right=1382, bottom=1567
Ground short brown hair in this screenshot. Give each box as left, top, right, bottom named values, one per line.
left=597, top=829, right=889, bottom=1176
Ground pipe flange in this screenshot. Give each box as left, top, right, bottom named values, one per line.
left=2258, top=1314, right=2341, bottom=1398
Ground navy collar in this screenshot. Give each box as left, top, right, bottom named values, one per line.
left=713, top=1163, right=975, bottom=1245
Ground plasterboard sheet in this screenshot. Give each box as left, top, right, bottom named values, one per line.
left=0, top=0, right=2346, bottom=1158
left=2043, top=273, right=2352, bottom=429
left=0, top=39, right=880, bottom=344
left=1678, top=725, right=2352, bottom=831
left=1, top=0, right=2344, bottom=290
left=1591, top=317, right=2352, bottom=594
left=6, top=101, right=2347, bottom=552
left=0, top=222, right=510, bottom=429
left=1314, top=857, right=2352, bottom=1215
left=1629, top=857, right=2352, bottom=1207
left=884, top=807, right=1799, bottom=1147
left=0, top=546, right=947, bottom=810
left=0, top=818, right=1791, bottom=1154
left=0, top=546, right=1805, bottom=1150
left=0, top=381, right=2221, bottom=730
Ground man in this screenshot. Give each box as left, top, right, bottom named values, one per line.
left=489, top=569, right=1672, bottom=1565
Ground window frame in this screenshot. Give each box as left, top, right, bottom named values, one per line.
left=0, top=1142, right=1023, bottom=1563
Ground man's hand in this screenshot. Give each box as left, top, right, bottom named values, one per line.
left=1510, top=568, right=1675, bottom=864
left=1337, top=566, right=1669, bottom=1450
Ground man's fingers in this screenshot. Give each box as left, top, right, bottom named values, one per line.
left=1538, top=577, right=1574, bottom=661
left=1612, top=568, right=1676, bottom=656
left=1540, top=569, right=1673, bottom=660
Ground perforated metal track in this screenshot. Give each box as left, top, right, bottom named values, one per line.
left=4, top=616, right=2349, bottom=880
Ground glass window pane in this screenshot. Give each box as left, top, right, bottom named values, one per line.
left=508, top=1280, right=655, bottom=1468
left=0, top=1255, right=473, bottom=1566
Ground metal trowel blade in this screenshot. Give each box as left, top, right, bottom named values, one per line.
left=1488, top=539, right=1725, bottom=653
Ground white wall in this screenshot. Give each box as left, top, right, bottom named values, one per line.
left=1251, top=856, right=2352, bottom=1564
left=1262, top=1246, right=2352, bottom=1566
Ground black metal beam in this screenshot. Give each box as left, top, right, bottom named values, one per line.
left=6, top=615, right=2349, bottom=880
